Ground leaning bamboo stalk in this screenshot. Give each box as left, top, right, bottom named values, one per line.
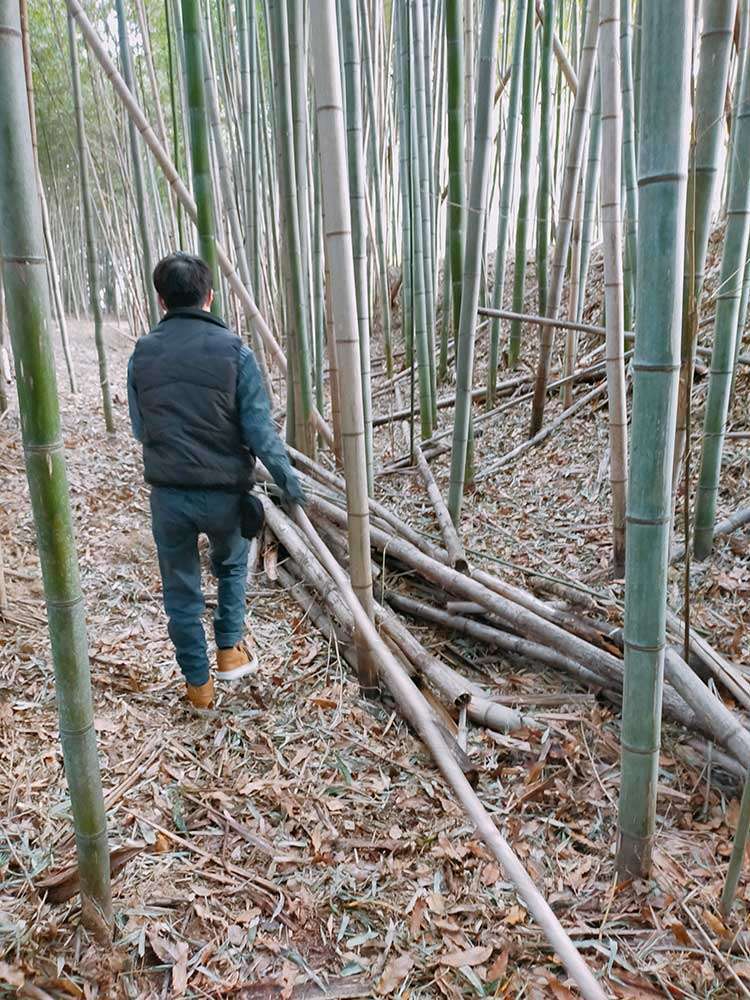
left=535, top=0, right=578, bottom=94
left=530, top=0, right=600, bottom=436
left=415, top=446, right=468, bottom=571
left=290, top=507, right=606, bottom=1000
left=64, top=0, right=333, bottom=447
left=0, top=0, right=112, bottom=928
left=310, top=0, right=377, bottom=694
left=598, top=0, right=628, bottom=576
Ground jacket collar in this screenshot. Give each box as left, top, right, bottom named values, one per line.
left=158, top=308, right=229, bottom=330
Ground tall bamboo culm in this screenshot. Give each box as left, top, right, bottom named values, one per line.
left=693, top=40, right=750, bottom=559
left=598, top=0, right=628, bottom=576
left=507, top=0, right=536, bottom=367
left=617, top=0, right=692, bottom=878
left=529, top=0, right=600, bottom=436
left=447, top=0, right=503, bottom=524
left=672, top=0, right=737, bottom=487
left=0, top=0, right=112, bottom=927
left=487, top=0, right=528, bottom=403
left=445, top=0, right=466, bottom=343
left=620, top=0, right=638, bottom=329
left=66, top=11, right=114, bottom=433
left=181, top=0, right=221, bottom=311
left=341, top=0, right=374, bottom=488
left=310, top=0, right=378, bottom=696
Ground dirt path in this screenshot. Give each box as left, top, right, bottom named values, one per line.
left=1, top=315, right=749, bottom=998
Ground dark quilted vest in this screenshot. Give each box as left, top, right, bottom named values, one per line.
left=131, top=309, right=252, bottom=490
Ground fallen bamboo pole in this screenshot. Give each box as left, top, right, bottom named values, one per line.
left=276, top=468, right=748, bottom=766
left=476, top=382, right=609, bottom=480
left=414, top=445, right=468, bottom=572
left=478, top=305, right=750, bottom=366
left=289, top=506, right=607, bottom=999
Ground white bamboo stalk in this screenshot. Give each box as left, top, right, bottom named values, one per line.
left=310, top=0, right=377, bottom=693
left=598, top=0, right=628, bottom=575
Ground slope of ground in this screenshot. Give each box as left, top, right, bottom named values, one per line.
left=0, top=274, right=749, bottom=999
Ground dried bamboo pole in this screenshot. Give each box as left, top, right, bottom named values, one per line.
left=414, top=446, right=468, bottom=572
left=310, top=0, right=377, bottom=695
left=598, top=0, right=628, bottom=575
left=290, top=507, right=606, bottom=1000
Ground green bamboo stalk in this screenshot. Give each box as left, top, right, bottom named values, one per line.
left=270, top=0, right=316, bottom=455
left=0, top=0, right=112, bottom=928
left=693, top=48, right=750, bottom=560
left=181, top=0, right=221, bottom=308
left=620, top=0, right=638, bottom=330
left=537, top=0, right=555, bottom=319
left=165, top=0, right=187, bottom=247
left=115, top=0, right=160, bottom=328
left=530, top=0, right=600, bottom=436
left=67, top=11, right=114, bottom=433
left=576, top=70, right=602, bottom=317
left=487, top=0, right=528, bottom=403
left=617, top=0, right=692, bottom=879
left=447, top=0, right=503, bottom=523
left=720, top=764, right=750, bottom=916
left=673, top=0, right=738, bottom=485
left=446, top=0, right=466, bottom=342
left=341, top=0, right=374, bottom=487
left=508, top=0, right=536, bottom=367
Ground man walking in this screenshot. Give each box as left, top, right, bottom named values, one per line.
left=128, top=253, right=305, bottom=709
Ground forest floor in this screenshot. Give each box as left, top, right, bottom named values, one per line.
left=1, top=245, right=749, bottom=999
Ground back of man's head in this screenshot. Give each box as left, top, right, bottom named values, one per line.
left=153, top=252, right=213, bottom=311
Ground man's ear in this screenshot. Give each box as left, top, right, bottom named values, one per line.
left=158, top=295, right=168, bottom=313
left=205, top=289, right=215, bottom=310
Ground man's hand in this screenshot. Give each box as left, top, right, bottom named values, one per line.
left=280, top=482, right=308, bottom=514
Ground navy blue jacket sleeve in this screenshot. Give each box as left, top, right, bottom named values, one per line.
left=237, top=346, right=304, bottom=501
left=127, top=354, right=144, bottom=443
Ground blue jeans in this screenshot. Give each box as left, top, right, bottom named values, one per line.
left=150, top=487, right=249, bottom=686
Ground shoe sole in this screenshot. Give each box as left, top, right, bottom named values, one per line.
left=216, top=654, right=259, bottom=682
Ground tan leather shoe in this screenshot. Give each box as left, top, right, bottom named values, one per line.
left=216, top=640, right=258, bottom=681
left=186, top=676, right=214, bottom=709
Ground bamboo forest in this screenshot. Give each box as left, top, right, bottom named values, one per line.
left=1, top=0, right=750, bottom=995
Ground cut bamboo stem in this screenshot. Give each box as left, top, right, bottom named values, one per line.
left=289, top=507, right=606, bottom=999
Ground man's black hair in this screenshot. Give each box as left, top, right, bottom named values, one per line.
left=153, top=252, right=213, bottom=310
